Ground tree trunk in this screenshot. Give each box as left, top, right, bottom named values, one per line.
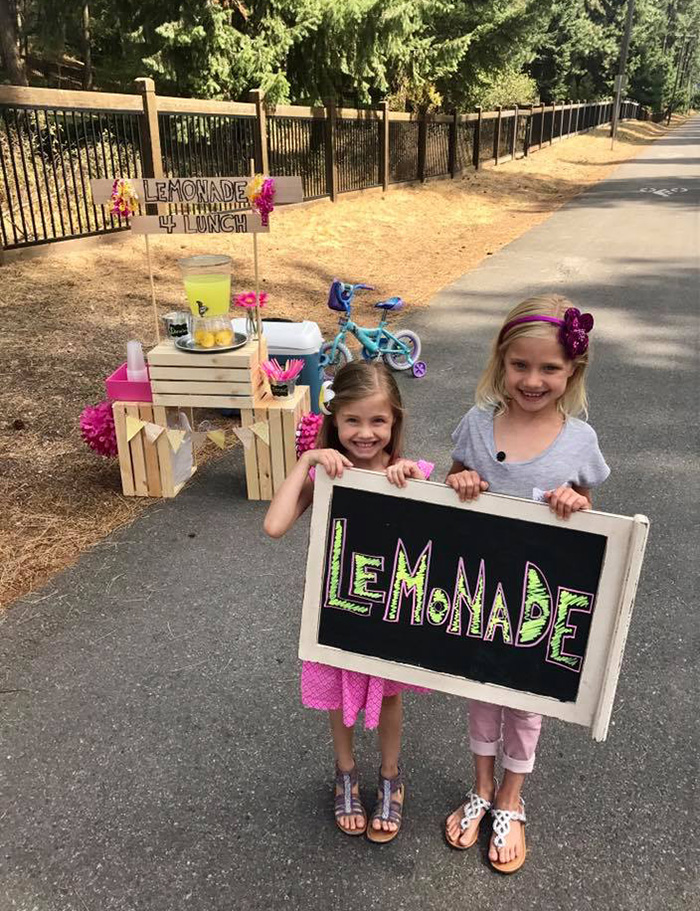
left=82, top=0, right=93, bottom=90
left=0, top=0, right=27, bottom=85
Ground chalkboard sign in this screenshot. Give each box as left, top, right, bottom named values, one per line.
left=299, top=469, right=649, bottom=741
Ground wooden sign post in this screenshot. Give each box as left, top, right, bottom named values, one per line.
left=299, top=469, right=649, bottom=742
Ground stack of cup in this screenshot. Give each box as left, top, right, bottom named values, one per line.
left=126, top=340, right=148, bottom=382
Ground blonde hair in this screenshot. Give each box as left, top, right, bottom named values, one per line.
left=317, top=361, right=405, bottom=463
left=476, top=294, right=590, bottom=418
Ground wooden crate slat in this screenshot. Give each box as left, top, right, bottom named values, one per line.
left=139, top=404, right=162, bottom=497
left=153, top=405, right=175, bottom=497
left=268, top=409, right=286, bottom=493
left=112, top=402, right=135, bottom=496
left=149, top=366, right=254, bottom=382
left=151, top=380, right=253, bottom=395
left=241, top=408, right=261, bottom=500
left=254, top=406, right=273, bottom=500
left=152, top=393, right=255, bottom=408
left=124, top=403, right=149, bottom=496
left=282, top=407, right=298, bottom=480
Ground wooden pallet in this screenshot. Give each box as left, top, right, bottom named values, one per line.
left=241, top=385, right=311, bottom=500
left=147, top=337, right=268, bottom=409
left=112, top=402, right=196, bottom=498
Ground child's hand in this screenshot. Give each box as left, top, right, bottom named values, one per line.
left=545, top=486, right=590, bottom=520
left=446, top=470, right=489, bottom=502
left=304, top=448, right=353, bottom=479
left=386, top=459, right=426, bottom=488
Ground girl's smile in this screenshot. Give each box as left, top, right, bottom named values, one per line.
left=335, top=391, right=395, bottom=467
left=503, top=336, right=575, bottom=415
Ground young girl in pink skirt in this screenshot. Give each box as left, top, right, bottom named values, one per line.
left=264, top=361, right=433, bottom=843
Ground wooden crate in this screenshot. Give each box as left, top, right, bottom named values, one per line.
left=241, top=385, right=311, bottom=500
left=147, top=337, right=268, bottom=409
left=112, top=402, right=196, bottom=498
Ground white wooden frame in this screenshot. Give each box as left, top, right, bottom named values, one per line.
left=299, top=469, right=649, bottom=741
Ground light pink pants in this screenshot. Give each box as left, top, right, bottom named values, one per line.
left=468, top=700, right=543, bottom=774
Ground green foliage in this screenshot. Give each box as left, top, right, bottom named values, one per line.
left=11, top=0, right=700, bottom=114
left=471, top=68, right=540, bottom=108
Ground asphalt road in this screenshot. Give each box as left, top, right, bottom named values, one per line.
left=2, top=117, right=698, bottom=911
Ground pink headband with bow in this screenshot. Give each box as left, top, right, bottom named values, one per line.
left=498, top=307, right=594, bottom=359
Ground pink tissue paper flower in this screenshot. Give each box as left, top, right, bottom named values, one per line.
left=80, top=401, right=118, bottom=458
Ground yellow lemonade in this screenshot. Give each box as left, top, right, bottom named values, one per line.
left=183, top=273, right=231, bottom=317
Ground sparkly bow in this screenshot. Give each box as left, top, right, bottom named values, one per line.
left=559, top=307, right=594, bottom=359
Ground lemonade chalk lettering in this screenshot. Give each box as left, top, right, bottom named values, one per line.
left=324, top=518, right=594, bottom=674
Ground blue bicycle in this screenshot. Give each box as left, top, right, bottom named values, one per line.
left=319, top=280, right=427, bottom=380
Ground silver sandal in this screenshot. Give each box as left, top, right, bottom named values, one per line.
left=334, top=764, right=367, bottom=836
left=446, top=786, right=494, bottom=850
left=490, top=798, right=527, bottom=873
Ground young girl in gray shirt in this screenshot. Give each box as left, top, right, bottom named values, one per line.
left=444, top=294, right=609, bottom=873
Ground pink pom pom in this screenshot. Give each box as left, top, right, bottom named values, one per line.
left=80, top=401, right=118, bottom=458
left=295, top=412, right=323, bottom=458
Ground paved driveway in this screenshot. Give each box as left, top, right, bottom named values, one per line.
left=2, top=117, right=698, bottom=911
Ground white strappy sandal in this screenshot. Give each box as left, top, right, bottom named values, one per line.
left=445, top=787, right=494, bottom=849
left=490, top=798, right=527, bottom=873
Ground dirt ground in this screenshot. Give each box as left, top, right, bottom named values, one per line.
left=0, top=116, right=687, bottom=610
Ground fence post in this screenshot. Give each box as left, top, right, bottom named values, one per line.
left=249, top=88, right=269, bottom=174
left=563, top=100, right=569, bottom=136
left=523, top=105, right=532, bottom=156
left=135, top=77, right=163, bottom=215
left=449, top=109, right=458, bottom=178
left=380, top=100, right=390, bottom=191
left=511, top=104, right=518, bottom=159
left=552, top=102, right=557, bottom=144
left=495, top=105, right=502, bottom=164
left=324, top=98, right=338, bottom=201
left=538, top=102, right=544, bottom=149
left=474, top=106, right=482, bottom=170
left=417, top=111, right=427, bottom=182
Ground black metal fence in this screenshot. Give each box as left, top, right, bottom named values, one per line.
left=0, top=104, right=145, bottom=249
left=0, top=90, right=648, bottom=252
left=268, top=116, right=327, bottom=199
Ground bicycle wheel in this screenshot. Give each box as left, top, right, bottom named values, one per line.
left=384, top=330, right=421, bottom=371
left=319, top=341, right=352, bottom=380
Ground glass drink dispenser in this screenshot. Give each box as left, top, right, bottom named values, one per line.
left=178, top=254, right=233, bottom=349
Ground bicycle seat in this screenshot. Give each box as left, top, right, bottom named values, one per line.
left=374, top=297, right=403, bottom=311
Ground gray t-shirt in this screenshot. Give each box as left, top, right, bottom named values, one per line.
left=451, top=406, right=610, bottom=502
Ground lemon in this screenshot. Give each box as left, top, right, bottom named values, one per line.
left=198, top=331, right=216, bottom=348
left=215, top=329, right=233, bottom=346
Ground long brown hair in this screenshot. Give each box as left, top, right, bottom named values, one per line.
left=316, top=361, right=405, bottom=463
